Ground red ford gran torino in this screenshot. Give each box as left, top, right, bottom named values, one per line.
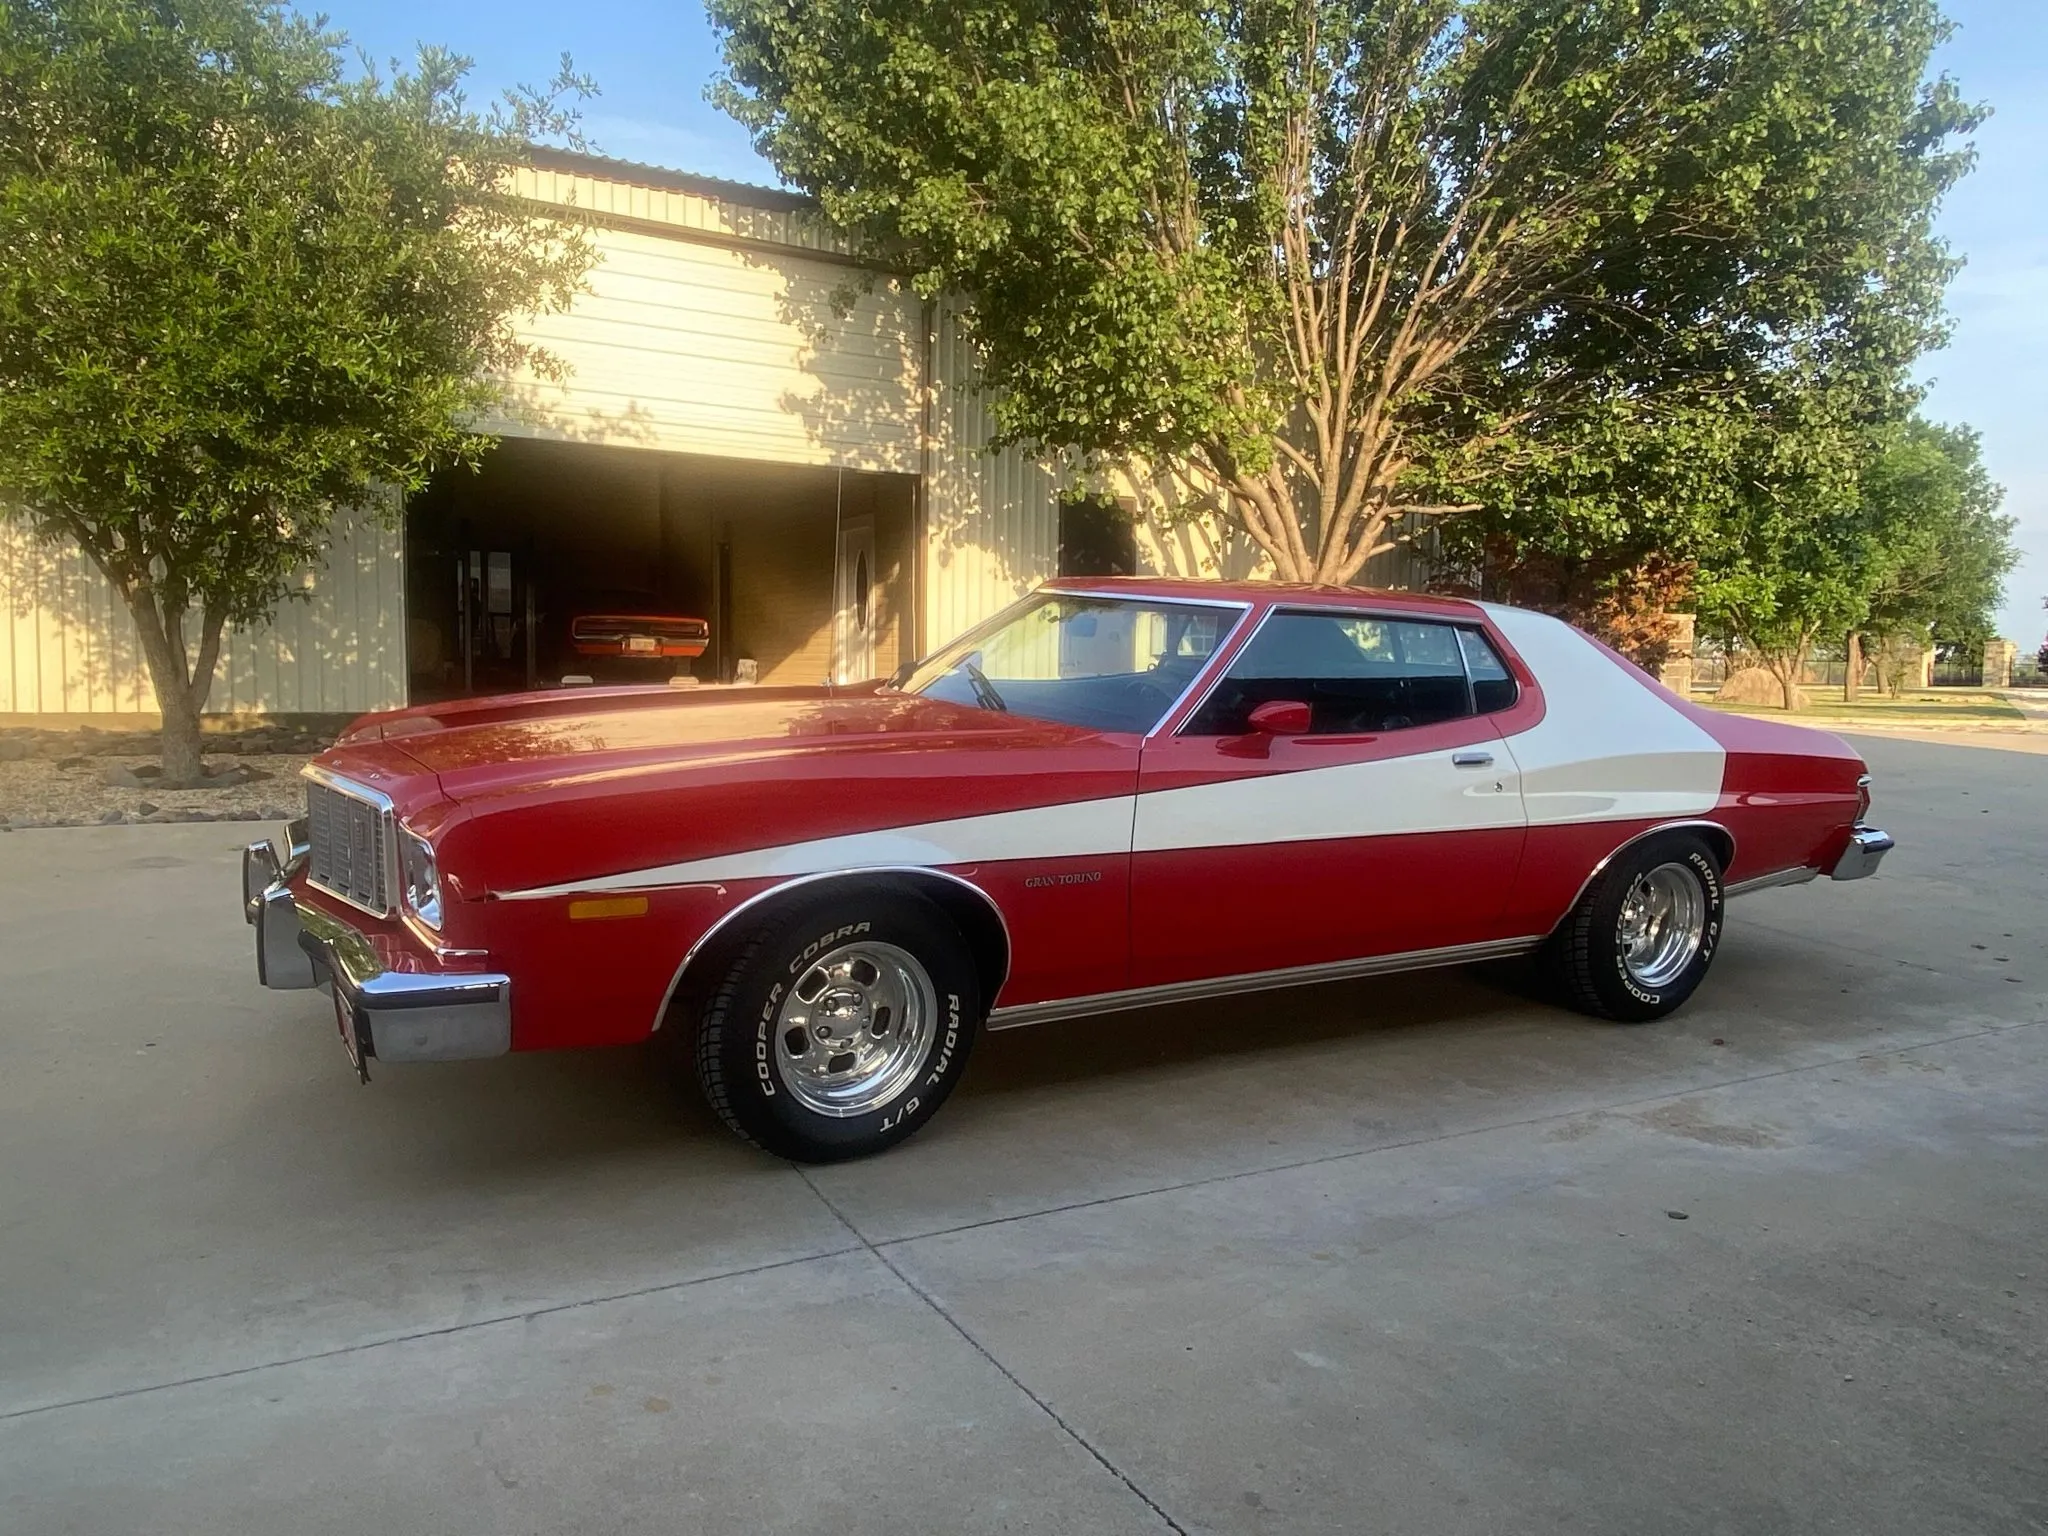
left=243, top=579, right=1892, bottom=1161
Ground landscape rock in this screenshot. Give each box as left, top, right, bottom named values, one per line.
left=1717, top=667, right=1802, bottom=709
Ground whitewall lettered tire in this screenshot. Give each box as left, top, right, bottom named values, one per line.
left=692, top=889, right=980, bottom=1161
left=1548, top=833, right=1725, bottom=1023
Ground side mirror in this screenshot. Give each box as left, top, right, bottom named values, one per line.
left=1246, top=700, right=1312, bottom=735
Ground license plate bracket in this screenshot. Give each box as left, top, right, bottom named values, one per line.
left=332, top=984, right=371, bottom=1084
left=625, top=635, right=658, bottom=654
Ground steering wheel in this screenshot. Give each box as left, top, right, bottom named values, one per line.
left=1118, top=676, right=1177, bottom=722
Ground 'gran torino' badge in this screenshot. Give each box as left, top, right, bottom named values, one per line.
left=1023, top=870, right=1104, bottom=889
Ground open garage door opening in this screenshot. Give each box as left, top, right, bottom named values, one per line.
left=405, top=438, right=917, bottom=703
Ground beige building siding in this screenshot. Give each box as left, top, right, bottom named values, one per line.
left=0, top=505, right=404, bottom=717
left=514, top=158, right=859, bottom=261
left=501, top=168, right=921, bottom=474
left=921, top=303, right=1063, bottom=649
left=4, top=156, right=1445, bottom=718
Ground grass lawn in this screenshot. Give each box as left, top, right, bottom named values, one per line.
left=1699, top=690, right=2029, bottom=727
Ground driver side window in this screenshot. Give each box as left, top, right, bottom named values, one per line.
left=1184, top=612, right=1492, bottom=736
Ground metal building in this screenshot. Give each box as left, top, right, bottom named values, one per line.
left=0, top=150, right=1405, bottom=719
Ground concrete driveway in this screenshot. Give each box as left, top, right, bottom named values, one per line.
left=1, top=734, right=2042, bottom=1535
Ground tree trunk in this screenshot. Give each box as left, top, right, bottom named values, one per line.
left=121, top=585, right=226, bottom=786
left=1843, top=630, right=1862, bottom=702
left=157, top=693, right=206, bottom=784
left=1755, top=645, right=1807, bottom=711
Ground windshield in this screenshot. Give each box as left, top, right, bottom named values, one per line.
left=898, top=592, right=1241, bottom=734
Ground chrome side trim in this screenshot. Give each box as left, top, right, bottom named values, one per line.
left=983, top=935, right=1545, bottom=1031
left=646, top=865, right=1015, bottom=1035
left=1725, top=865, right=1821, bottom=899
left=1040, top=586, right=1256, bottom=612
left=1548, top=818, right=1740, bottom=929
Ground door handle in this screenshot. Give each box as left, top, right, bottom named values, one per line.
left=1451, top=750, right=1494, bottom=768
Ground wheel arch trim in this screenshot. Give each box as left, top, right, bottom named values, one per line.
left=650, top=866, right=1013, bottom=1035
left=1551, top=818, right=1738, bottom=934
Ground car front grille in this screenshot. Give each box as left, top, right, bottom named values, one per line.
left=305, top=777, right=393, bottom=916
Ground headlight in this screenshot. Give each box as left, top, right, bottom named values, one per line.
left=399, top=828, right=443, bottom=929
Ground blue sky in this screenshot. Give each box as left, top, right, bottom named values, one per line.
left=336, top=0, right=2048, bottom=648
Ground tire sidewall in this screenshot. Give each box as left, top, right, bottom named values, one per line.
left=718, top=892, right=978, bottom=1159
left=1594, top=839, right=1723, bottom=1021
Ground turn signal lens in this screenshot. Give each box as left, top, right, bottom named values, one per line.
left=1855, top=774, right=1872, bottom=825
left=569, top=896, right=650, bottom=922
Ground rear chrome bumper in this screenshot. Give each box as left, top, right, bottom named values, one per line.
left=1829, top=826, right=1894, bottom=882
left=243, top=828, right=511, bottom=1065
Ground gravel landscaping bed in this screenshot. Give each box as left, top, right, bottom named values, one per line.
left=0, top=755, right=309, bottom=828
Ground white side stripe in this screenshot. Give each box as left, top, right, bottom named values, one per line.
left=506, top=794, right=1138, bottom=898
left=1134, top=749, right=1522, bottom=853
left=504, top=607, right=1729, bottom=899
left=1481, top=605, right=1725, bottom=823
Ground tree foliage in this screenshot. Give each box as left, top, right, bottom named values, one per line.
left=1688, top=408, right=2010, bottom=704
left=1857, top=417, right=2013, bottom=649
left=712, top=0, right=1978, bottom=584
left=0, top=0, right=591, bottom=776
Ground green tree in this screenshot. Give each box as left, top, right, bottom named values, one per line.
left=0, top=0, right=592, bottom=780
left=1692, top=406, right=2014, bottom=707
left=1691, top=386, right=1877, bottom=708
left=1857, top=418, right=2013, bottom=669
left=711, top=0, right=1978, bottom=584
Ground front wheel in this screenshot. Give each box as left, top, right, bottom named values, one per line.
left=692, top=889, right=980, bottom=1161
left=1548, top=834, right=1724, bottom=1023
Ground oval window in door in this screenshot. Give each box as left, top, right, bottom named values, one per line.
left=855, top=551, right=870, bottom=632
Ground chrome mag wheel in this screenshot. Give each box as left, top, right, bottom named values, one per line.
left=1618, top=861, right=1708, bottom=989
left=773, top=940, right=938, bottom=1118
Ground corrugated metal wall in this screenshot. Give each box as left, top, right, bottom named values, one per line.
left=0, top=504, right=404, bottom=716
left=5, top=159, right=1442, bottom=716
left=921, top=303, right=1062, bottom=649
left=505, top=170, right=920, bottom=473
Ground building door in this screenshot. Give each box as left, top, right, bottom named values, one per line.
left=834, top=517, right=877, bottom=684
left=456, top=545, right=538, bottom=694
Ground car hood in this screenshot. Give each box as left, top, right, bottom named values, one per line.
left=314, top=684, right=1131, bottom=900
left=337, top=684, right=1098, bottom=802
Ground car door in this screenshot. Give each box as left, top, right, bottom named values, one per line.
left=1129, top=608, right=1531, bottom=989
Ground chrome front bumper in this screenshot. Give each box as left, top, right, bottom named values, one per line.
left=1829, top=826, right=1894, bottom=882
left=243, top=826, right=511, bottom=1068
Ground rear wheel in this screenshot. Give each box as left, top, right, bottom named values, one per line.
left=691, top=889, right=980, bottom=1162
left=1549, top=833, right=1724, bottom=1023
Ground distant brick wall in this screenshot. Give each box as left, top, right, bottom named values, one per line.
left=1654, top=614, right=1697, bottom=694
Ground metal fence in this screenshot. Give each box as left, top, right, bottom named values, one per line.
left=1931, top=660, right=1984, bottom=688
left=1686, top=651, right=1868, bottom=694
